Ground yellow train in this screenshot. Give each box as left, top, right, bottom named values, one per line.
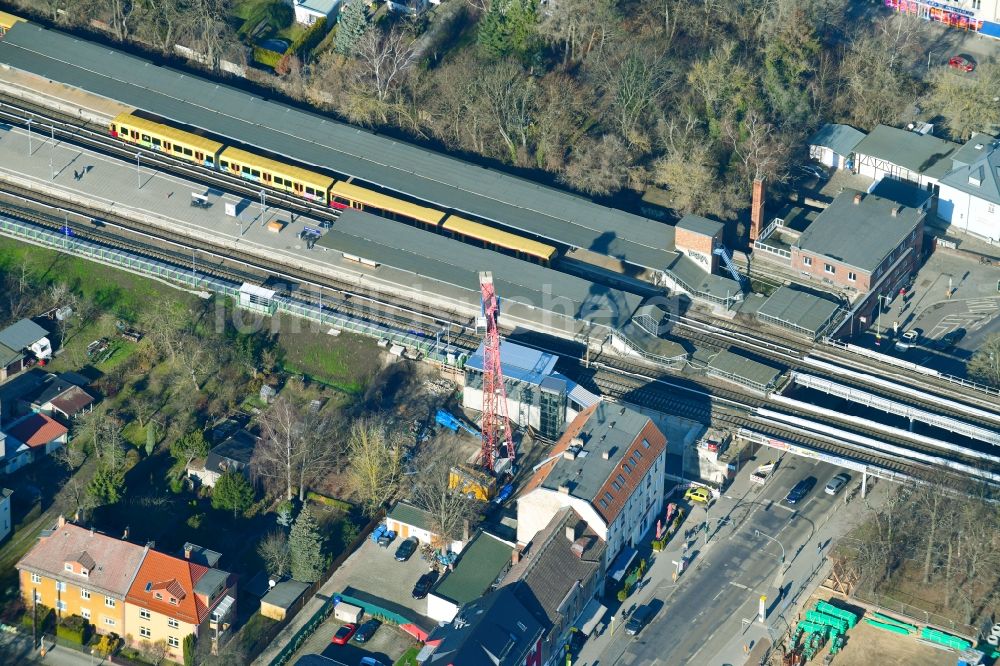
left=109, top=111, right=557, bottom=263
left=0, top=11, right=24, bottom=37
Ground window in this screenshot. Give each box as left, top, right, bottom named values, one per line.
left=34, top=591, right=42, bottom=603
left=306, top=186, right=316, bottom=196
left=848, top=271, right=857, bottom=282
left=824, top=264, right=835, bottom=275
left=195, top=152, right=204, bottom=161
left=630, top=452, right=640, bottom=465
left=251, top=169, right=260, bottom=177
left=168, top=619, right=179, bottom=629
left=81, top=589, right=90, bottom=600
left=641, top=439, right=650, bottom=449
left=611, top=481, right=621, bottom=491
left=169, top=597, right=178, bottom=605
left=141, top=134, right=151, bottom=142
left=803, top=256, right=812, bottom=267
left=599, top=498, right=609, bottom=509
left=989, top=203, right=996, bottom=214
left=168, top=637, right=180, bottom=648
left=105, top=596, right=116, bottom=608
left=603, top=492, right=613, bottom=503
left=616, top=474, right=626, bottom=486
left=103, top=617, right=116, bottom=627
left=31, top=573, right=41, bottom=584
left=242, top=166, right=251, bottom=174
left=155, top=592, right=163, bottom=600
left=81, top=609, right=90, bottom=620
left=56, top=600, right=67, bottom=612
left=140, top=609, right=151, bottom=620
left=65, top=563, right=73, bottom=572
left=152, top=137, right=161, bottom=146
left=622, top=463, right=632, bottom=474
left=184, top=148, right=193, bottom=157
left=139, top=627, right=151, bottom=638
left=56, top=582, right=66, bottom=592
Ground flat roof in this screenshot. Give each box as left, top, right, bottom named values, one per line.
left=870, top=178, right=933, bottom=209
left=675, top=214, right=724, bottom=238
left=795, top=189, right=923, bottom=273
left=316, top=209, right=642, bottom=330
left=665, top=253, right=742, bottom=300
left=807, top=124, right=866, bottom=157
left=707, top=350, right=782, bottom=390
left=0, top=22, right=674, bottom=271
left=261, top=580, right=310, bottom=609
left=756, top=287, right=841, bottom=337
left=432, top=532, right=513, bottom=606
left=465, top=340, right=558, bottom=387
left=853, top=125, right=958, bottom=179
left=386, top=501, right=433, bottom=533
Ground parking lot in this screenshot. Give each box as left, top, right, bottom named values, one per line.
left=286, top=538, right=434, bottom=664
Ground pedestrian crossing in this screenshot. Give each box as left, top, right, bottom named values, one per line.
left=967, top=297, right=1000, bottom=314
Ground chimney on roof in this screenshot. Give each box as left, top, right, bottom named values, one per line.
left=558, top=484, right=571, bottom=494
left=853, top=193, right=863, bottom=205
left=73, top=511, right=80, bottom=523
left=570, top=538, right=587, bottom=559
left=57, top=515, right=66, bottom=528
left=563, top=449, right=577, bottom=461
left=565, top=522, right=581, bottom=542
left=891, top=205, right=902, bottom=217
left=184, top=544, right=192, bottom=560
left=123, top=526, right=129, bottom=540
left=750, top=178, right=765, bottom=242
left=511, top=549, right=520, bottom=566
left=601, top=450, right=611, bottom=461
left=90, top=527, right=95, bottom=537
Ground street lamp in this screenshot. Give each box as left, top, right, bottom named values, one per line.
left=26, top=117, right=33, bottom=155
left=49, top=125, right=55, bottom=180
left=136, top=151, right=142, bottom=189
left=754, top=529, right=786, bottom=564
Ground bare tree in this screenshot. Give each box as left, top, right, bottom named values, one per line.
left=724, top=110, right=791, bottom=190
left=295, top=411, right=342, bottom=502
left=344, top=418, right=404, bottom=517
left=926, top=62, right=1000, bottom=141
left=559, top=134, right=631, bottom=196
left=253, top=397, right=300, bottom=501
left=409, top=435, right=481, bottom=547
left=601, top=46, right=669, bottom=150
left=257, top=531, right=291, bottom=578
left=354, top=27, right=417, bottom=105
left=478, top=60, right=536, bottom=163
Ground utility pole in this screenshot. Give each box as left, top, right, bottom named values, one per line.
left=136, top=151, right=142, bottom=189
left=26, top=117, right=33, bottom=155
left=49, top=125, right=55, bottom=180
left=260, top=189, right=267, bottom=225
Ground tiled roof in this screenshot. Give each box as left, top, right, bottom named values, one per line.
left=504, top=508, right=605, bottom=628
left=17, top=522, right=147, bottom=598
left=127, top=550, right=222, bottom=624
left=5, top=413, right=67, bottom=448
left=47, top=386, right=95, bottom=416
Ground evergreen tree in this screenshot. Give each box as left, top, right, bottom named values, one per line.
left=336, top=0, right=369, bottom=56
left=477, top=0, right=538, bottom=61
left=211, top=471, right=255, bottom=518
left=289, top=505, right=326, bottom=582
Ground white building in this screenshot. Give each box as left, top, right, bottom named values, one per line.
left=0, top=489, right=11, bottom=542
left=853, top=124, right=959, bottom=190
left=384, top=501, right=466, bottom=554
left=463, top=340, right=598, bottom=441
left=936, top=134, right=1000, bottom=242
left=0, top=319, right=52, bottom=362
left=883, top=0, right=1000, bottom=40
left=808, top=124, right=866, bottom=170
left=516, top=401, right=668, bottom=587
left=288, top=0, right=339, bottom=25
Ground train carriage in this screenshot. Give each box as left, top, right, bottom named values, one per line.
left=0, top=12, right=24, bottom=37
left=110, top=112, right=223, bottom=168
left=329, top=181, right=445, bottom=227
left=219, top=147, right=334, bottom=204
left=442, top=215, right=556, bottom=264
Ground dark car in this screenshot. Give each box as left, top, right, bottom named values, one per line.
left=353, top=618, right=382, bottom=643
left=411, top=570, right=440, bottom=599
left=395, top=536, right=419, bottom=562
left=625, top=605, right=653, bottom=636
left=935, top=328, right=966, bottom=350
left=785, top=476, right=817, bottom=505
left=948, top=54, right=976, bottom=72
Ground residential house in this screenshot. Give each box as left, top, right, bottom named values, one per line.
left=125, top=549, right=236, bottom=663
left=2, top=412, right=68, bottom=473
left=288, top=0, right=339, bottom=25
left=936, top=134, right=1000, bottom=242
left=0, top=342, right=22, bottom=382
left=503, top=508, right=606, bottom=666
left=419, top=586, right=545, bottom=666
left=791, top=189, right=925, bottom=302
left=0, top=370, right=49, bottom=425
left=17, top=517, right=147, bottom=634
left=187, top=429, right=258, bottom=488
left=808, top=123, right=866, bottom=170
left=426, top=531, right=515, bottom=622
left=883, top=0, right=1000, bottom=39
left=23, top=374, right=95, bottom=423
left=852, top=124, right=958, bottom=190
left=516, top=402, right=667, bottom=588
left=385, top=501, right=467, bottom=554
left=0, top=488, right=11, bottom=542
left=0, top=319, right=53, bottom=362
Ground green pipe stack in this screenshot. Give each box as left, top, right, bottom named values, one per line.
left=919, top=627, right=972, bottom=651
left=814, top=600, right=860, bottom=628
left=865, top=618, right=913, bottom=635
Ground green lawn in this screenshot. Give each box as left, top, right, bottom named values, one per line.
left=278, top=328, right=381, bottom=395
left=395, top=646, right=420, bottom=666
left=233, top=0, right=307, bottom=42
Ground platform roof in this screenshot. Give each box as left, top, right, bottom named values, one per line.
left=465, top=340, right=558, bottom=387
left=756, top=287, right=842, bottom=338
left=707, top=350, right=782, bottom=391
left=316, top=210, right=642, bottom=330
left=0, top=22, right=673, bottom=271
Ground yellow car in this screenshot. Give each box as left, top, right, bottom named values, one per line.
left=684, top=487, right=712, bottom=504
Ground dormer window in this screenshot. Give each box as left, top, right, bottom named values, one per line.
left=81, top=569, right=89, bottom=577
left=169, top=597, right=178, bottom=605
left=65, top=563, right=73, bottom=572
left=155, top=592, right=163, bottom=600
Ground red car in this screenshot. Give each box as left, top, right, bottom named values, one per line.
left=331, top=623, right=357, bottom=645
left=948, top=54, right=975, bottom=72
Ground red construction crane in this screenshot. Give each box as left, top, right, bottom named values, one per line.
left=478, top=271, right=514, bottom=473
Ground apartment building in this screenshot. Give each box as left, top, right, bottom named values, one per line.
left=17, top=517, right=147, bottom=634
left=125, top=549, right=236, bottom=663
left=884, top=0, right=1000, bottom=38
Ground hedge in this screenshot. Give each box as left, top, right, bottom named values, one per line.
left=254, top=47, right=284, bottom=69
left=21, top=604, right=54, bottom=632
left=306, top=491, right=353, bottom=513
left=56, top=614, right=92, bottom=645
left=290, top=17, right=328, bottom=57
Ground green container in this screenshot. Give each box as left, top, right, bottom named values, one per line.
left=865, top=619, right=912, bottom=635
left=805, top=610, right=849, bottom=634
left=816, top=600, right=860, bottom=628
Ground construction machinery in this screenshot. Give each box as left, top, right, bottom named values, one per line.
left=477, top=272, right=514, bottom=473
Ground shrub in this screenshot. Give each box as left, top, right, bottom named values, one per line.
left=253, top=47, right=283, bottom=69
left=306, top=492, right=352, bottom=513
left=290, top=17, right=327, bottom=57
left=21, top=604, right=54, bottom=632
left=56, top=614, right=91, bottom=644
left=187, top=512, right=205, bottom=529
left=92, top=632, right=121, bottom=657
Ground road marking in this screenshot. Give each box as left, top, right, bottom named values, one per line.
left=730, top=581, right=750, bottom=590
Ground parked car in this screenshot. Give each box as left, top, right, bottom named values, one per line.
left=360, top=658, right=389, bottom=666
left=935, top=328, right=966, bottom=350
left=894, top=330, right=919, bottom=353
left=948, top=54, right=976, bottom=72
left=785, top=476, right=817, bottom=505
left=684, top=486, right=712, bottom=504
left=353, top=618, right=382, bottom=643
left=331, top=623, right=357, bottom=645
left=395, top=536, right=419, bottom=562
left=493, top=482, right=515, bottom=505
left=412, top=570, right=440, bottom=599
left=825, top=473, right=851, bottom=496
left=625, top=605, right=653, bottom=636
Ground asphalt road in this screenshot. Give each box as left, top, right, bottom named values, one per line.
left=602, top=458, right=848, bottom=666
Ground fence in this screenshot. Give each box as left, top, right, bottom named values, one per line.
left=0, top=214, right=468, bottom=367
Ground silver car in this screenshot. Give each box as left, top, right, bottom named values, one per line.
left=825, top=473, right=851, bottom=495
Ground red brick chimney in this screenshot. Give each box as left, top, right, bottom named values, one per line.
left=750, top=178, right=765, bottom=241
